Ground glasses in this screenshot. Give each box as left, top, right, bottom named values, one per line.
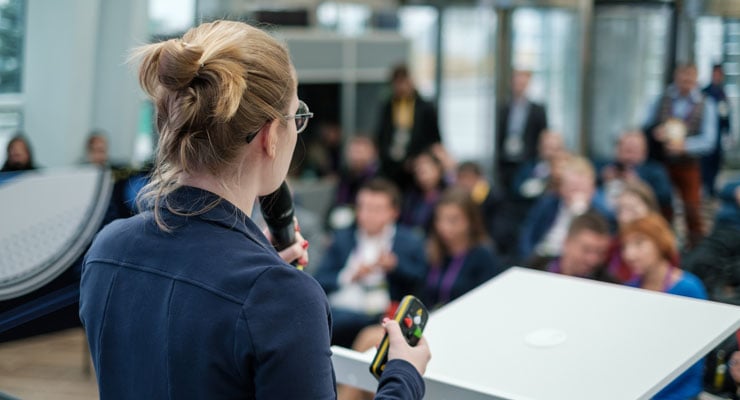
left=245, top=100, right=314, bottom=143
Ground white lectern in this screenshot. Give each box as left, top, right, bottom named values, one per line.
left=332, top=268, right=740, bottom=400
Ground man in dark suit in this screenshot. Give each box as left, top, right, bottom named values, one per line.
left=376, top=64, right=441, bottom=189
left=496, top=70, right=548, bottom=194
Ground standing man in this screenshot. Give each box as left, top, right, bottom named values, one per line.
left=702, top=64, right=733, bottom=197
left=645, top=64, right=718, bottom=247
left=496, top=70, right=548, bottom=193
left=376, top=64, right=442, bottom=189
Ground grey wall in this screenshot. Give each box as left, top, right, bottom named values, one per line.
left=23, top=0, right=147, bottom=167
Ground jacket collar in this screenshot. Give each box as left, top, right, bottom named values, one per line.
left=160, top=185, right=273, bottom=250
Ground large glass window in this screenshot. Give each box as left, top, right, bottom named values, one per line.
left=439, top=6, right=496, bottom=165
left=512, top=7, right=580, bottom=151
left=695, top=17, right=740, bottom=164
left=589, top=4, right=671, bottom=159
left=0, top=0, right=23, bottom=94
left=149, top=0, right=195, bottom=37
left=398, top=6, right=438, bottom=99
left=0, top=0, right=24, bottom=160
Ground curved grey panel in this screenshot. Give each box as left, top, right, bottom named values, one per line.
left=0, top=166, right=113, bottom=300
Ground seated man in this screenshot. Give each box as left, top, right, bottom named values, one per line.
left=519, top=155, right=612, bottom=266
left=314, top=178, right=427, bottom=348
left=545, top=211, right=614, bottom=282
left=598, top=130, right=673, bottom=217
left=512, top=130, right=566, bottom=201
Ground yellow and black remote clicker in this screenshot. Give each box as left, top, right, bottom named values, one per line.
left=369, top=295, right=429, bottom=379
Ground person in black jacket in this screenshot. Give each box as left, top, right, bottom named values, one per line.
left=496, top=70, right=548, bottom=193
left=375, top=64, right=441, bottom=189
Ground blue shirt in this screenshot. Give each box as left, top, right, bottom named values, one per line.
left=79, top=186, right=424, bottom=399
left=627, top=270, right=707, bottom=400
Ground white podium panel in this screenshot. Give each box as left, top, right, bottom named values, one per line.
left=332, top=268, right=740, bottom=400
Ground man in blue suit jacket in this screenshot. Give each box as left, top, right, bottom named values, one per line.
left=598, top=130, right=673, bottom=216
left=314, top=178, right=427, bottom=348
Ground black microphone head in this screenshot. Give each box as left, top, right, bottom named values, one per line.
left=259, top=181, right=295, bottom=250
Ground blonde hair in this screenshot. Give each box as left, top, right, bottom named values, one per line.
left=132, top=20, right=295, bottom=229
left=561, top=154, right=595, bottom=182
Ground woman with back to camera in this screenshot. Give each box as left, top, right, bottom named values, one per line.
left=621, top=212, right=707, bottom=400
left=79, top=20, right=430, bottom=399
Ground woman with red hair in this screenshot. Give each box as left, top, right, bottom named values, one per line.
left=621, top=213, right=707, bottom=399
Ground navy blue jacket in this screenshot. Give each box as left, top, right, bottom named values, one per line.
left=314, top=226, right=427, bottom=303
left=595, top=160, right=673, bottom=210
left=518, top=193, right=613, bottom=259
left=423, top=244, right=502, bottom=309
left=79, top=186, right=424, bottom=399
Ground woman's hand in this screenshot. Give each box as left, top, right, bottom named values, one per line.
left=384, top=319, right=431, bottom=376
left=264, top=228, right=309, bottom=267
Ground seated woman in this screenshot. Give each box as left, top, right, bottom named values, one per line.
left=422, top=187, right=503, bottom=308
left=621, top=213, right=707, bottom=400
left=399, top=150, right=448, bottom=235
left=1, top=134, right=36, bottom=172
left=339, top=188, right=502, bottom=400
left=607, top=179, right=661, bottom=283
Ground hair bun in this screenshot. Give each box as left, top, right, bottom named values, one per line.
left=157, top=39, right=204, bottom=91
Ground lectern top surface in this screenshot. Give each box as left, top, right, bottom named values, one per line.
left=421, top=267, right=740, bottom=400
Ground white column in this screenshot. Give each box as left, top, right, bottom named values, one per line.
left=23, top=0, right=147, bottom=167
left=23, top=0, right=101, bottom=167
left=91, top=0, right=148, bottom=165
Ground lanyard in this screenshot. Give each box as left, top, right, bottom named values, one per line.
left=429, top=253, right=468, bottom=305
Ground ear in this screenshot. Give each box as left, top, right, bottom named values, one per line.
left=261, top=119, right=280, bottom=159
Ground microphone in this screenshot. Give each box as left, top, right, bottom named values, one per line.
left=259, top=181, right=296, bottom=252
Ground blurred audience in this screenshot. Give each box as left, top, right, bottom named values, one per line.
left=621, top=213, right=707, bottom=400
left=455, top=161, right=507, bottom=254
left=701, top=64, right=733, bottom=197
left=598, top=130, right=672, bottom=217
left=607, top=180, right=661, bottom=282
left=683, top=180, right=740, bottom=305
left=338, top=188, right=502, bottom=400
left=85, top=131, right=109, bottom=166
left=304, top=121, right=343, bottom=178
left=326, top=135, right=379, bottom=230
left=314, top=178, right=427, bottom=348
left=512, top=130, right=566, bottom=200
left=423, top=188, right=502, bottom=309
left=376, top=64, right=441, bottom=189
left=519, top=155, right=611, bottom=266
left=1, top=134, right=36, bottom=172
left=399, top=150, right=448, bottom=235
left=645, top=64, right=717, bottom=247
left=544, top=211, right=613, bottom=281
left=496, top=70, right=548, bottom=192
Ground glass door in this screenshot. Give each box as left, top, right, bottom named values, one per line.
left=439, top=6, right=497, bottom=167
left=588, top=4, right=672, bottom=160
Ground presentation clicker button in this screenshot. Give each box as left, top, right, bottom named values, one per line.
left=403, top=317, right=412, bottom=328
left=414, top=327, right=423, bottom=338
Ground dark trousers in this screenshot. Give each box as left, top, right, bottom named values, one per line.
left=665, top=160, right=705, bottom=246
left=701, top=147, right=723, bottom=197
left=330, top=308, right=381, bottom=348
